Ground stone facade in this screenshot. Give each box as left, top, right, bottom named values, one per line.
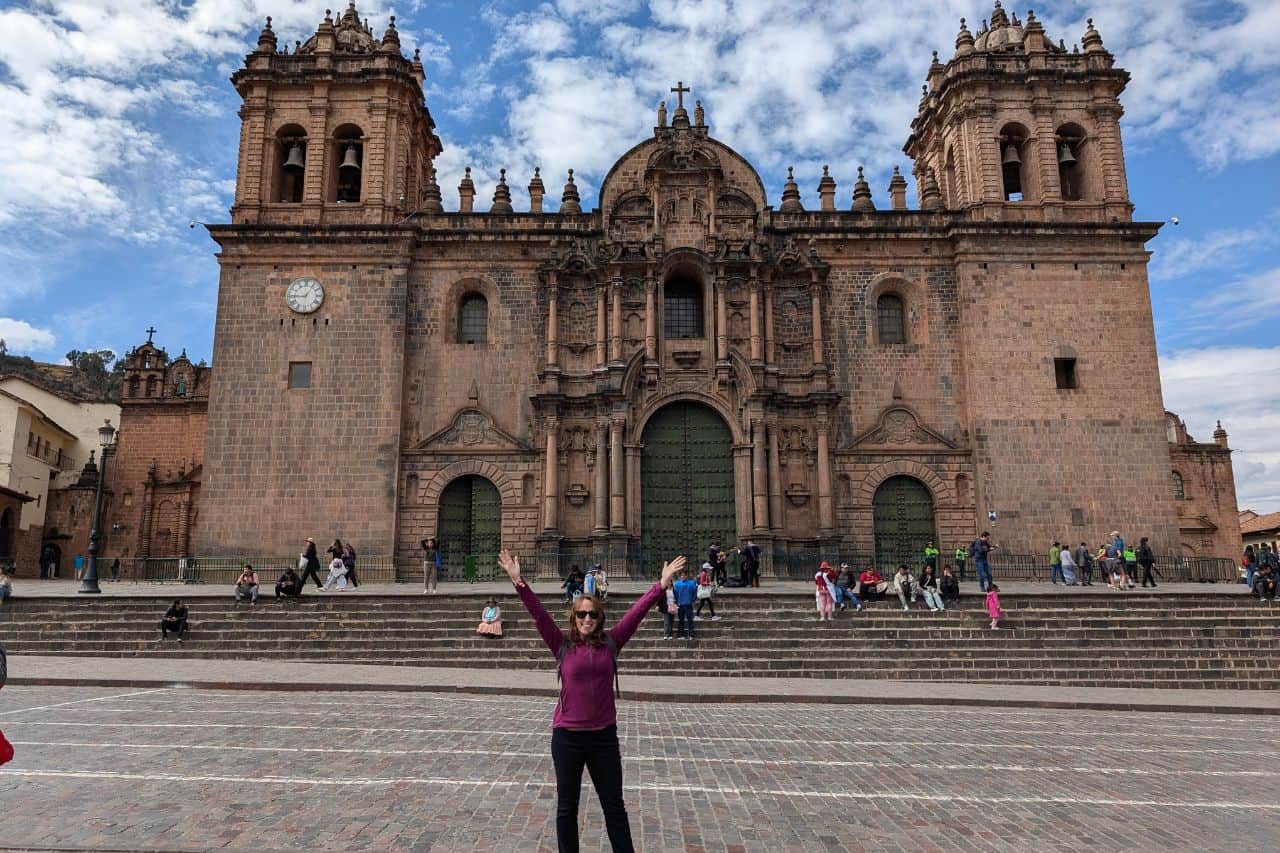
left=100, top=336, right=210, bottom=559
left=1166, top=412, right=1241, bottom=558
left=198, top=4, right=1221, bottom=570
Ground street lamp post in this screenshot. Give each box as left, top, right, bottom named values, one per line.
left=79, top=419, right=116, bottom=595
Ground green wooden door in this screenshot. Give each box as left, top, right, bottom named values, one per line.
left=641, top=403, right=736, bottom=570
left=437, top=476, right=502, bottom=580
left=873, top=476, right=936, bottom=572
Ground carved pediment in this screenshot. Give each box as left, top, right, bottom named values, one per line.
left=411, top=407, right=530, bottom=453
left=853, top=406, right=956, bottom=449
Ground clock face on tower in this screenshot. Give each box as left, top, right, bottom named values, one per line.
left=284, top=277, right=324, bottom=314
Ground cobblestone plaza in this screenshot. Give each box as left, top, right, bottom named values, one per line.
left=2, top=686, right=1277, bottom=851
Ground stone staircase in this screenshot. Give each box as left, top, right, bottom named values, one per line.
left=2, top=592, right=1275, bottom=689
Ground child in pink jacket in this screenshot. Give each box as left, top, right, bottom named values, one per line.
left=986, top=584, right=1004, bottom=629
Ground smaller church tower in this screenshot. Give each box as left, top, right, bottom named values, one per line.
left=229, top=4, right=442, bottom=225
left=905, top=3, right=1132, bottom=221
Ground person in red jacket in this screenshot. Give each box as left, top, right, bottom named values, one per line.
left=856, top=567, right=888, bottom=598
left=499, top=548, right=685, bottom=853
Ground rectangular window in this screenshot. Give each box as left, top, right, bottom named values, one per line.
left=1054, top=357, right=1078, bottom=390
left=288, top=361, right=312, bottom=389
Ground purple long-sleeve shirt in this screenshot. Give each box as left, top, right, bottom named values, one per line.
left=515, top=580, right=662, bottom=730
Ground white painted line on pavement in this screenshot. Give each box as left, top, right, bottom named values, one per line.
left=0, top=688, right=167, bottom=717
left=11, top=739, right=1280, bottom=779
left=2, top=767, right=1276, bottom=811
left=6, top=720, right=1277, bottom=758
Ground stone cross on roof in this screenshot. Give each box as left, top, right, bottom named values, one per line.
left=145, top=326, right=157, bottom=343
left=670, top=81, right=690, bottom=110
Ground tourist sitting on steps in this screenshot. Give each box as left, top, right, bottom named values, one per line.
left=159, top=599, right=189, bottom=642
left=0, top=568, right=11, bottom=604
left=892, top=565, right=920, bottom=611
left=476, top=597, right=503, bottom=637
left=918, top=565, right=945, bottom=611
left=939, top=564, right=960, bottom=604
left=233, top=564, right=260, bottom=604
left=1254, top=564, right=1276, bottom=602
left=275, top=567, right=303, bottom=600
left=834, top=563, right=862, bottom=611
left=320, top=555, right=348, bottom=591
left=562, top=565, right=584, bottom=602
left=856, top=566, right=888, bottom=599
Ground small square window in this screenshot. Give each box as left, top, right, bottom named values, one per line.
left=1054, top=357, right=1078, bottom=390
left=288, top=361, right=312, bottom=389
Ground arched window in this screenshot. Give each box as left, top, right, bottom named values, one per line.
left=1056, top=123, right=1086, bottom=202
left=274, top=124, right=307, bottom=203
left=663, top=275, right=703, bottom=339
left=1172, top=471, right=1185, bottom=500
left=458, top=293, right=488, bottom=343
left=944, top=148, right=959, bottom=208
left=331, top=124, right=363, bottom=203
left=128, top=376, right=141, bottom=398
left=999, top=123, right=1029, bottom=202
left=877, top=293, right=906, bottom=344
left=145, top=376, right=159, bottom=397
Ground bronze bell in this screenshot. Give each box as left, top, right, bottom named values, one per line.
left=1057, top=141, right=1077, bottom=165
left=339, top=145, right=361, bottom=171
left=1001, top=141, right=1021, bottom=166
left=283, top=143, right=305, bottom=171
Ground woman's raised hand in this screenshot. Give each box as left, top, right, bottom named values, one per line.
left=497, top=549, right=522, bottom=585
left=660, top=555, right=687, bottom=589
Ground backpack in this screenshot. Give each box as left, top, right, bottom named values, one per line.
left=556, top=634, right=621, bottom=701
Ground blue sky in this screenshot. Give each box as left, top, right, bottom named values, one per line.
left=0, top=0, right=1277, bottom=511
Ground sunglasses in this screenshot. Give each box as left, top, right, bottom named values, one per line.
left=574, top=610, right=601, bottom=620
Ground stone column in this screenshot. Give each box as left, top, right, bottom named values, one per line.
left=609, top=419, right=626, bottom=530
left=751, top=420, right=769, bottom=531
left=595, top=287, right=607, bottom=369
left=732, top=444, right=753, bottom=537
left=764, top=285, right=775, bottom=366
left=645, top=277, right=657, bottom=361
left=625, top=443, right=642, bottom=533
left=545, top=273, right=559, bottom=368
left=810, top=280, right=825, bottom=367
left=816, top=417, right=834, bottom=533
left=177, top=498, right=191, bottom=557
left=610, top=280, right=623, bottom=363
left=139, top=484, right=155, bottom=558
left=1031, top=101, right=1061, bottom=200
left=715, top=275, right=728, bottom=361
left=748, top=275, right=762, bottom=362
left=543, top=419, right=559, bottom=532
left=767, top=425, right=783, bottom=530
left=593, top=424, right=608, bottom=534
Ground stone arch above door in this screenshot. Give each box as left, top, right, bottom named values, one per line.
left=858, top=460, right=951, bottom=506
left=419, top=459, right=519, bottom=507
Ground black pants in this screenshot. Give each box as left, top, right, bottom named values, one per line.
left=551, top=726, right=633, bottom=853
left=275, top=581, right=302, bottom=599
left=955, top=561, right=966, bottom=581
left=160, top=618, right=187, bottom=638
left=1141, top=564, right=1157, bottom=587
left=345, top=563, right=359, bottom=587
left=695, top=596, right=716, bottom=617
left=300, top=563, right=323, bottom=588
left=1080, top=563, right=1093, bottom=585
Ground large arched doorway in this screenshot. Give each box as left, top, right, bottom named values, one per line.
left=873, top=476, right=936, bottom=571
left=437, top=475, right=502, bottom=580
left=641, top=402, right=735, bottom=568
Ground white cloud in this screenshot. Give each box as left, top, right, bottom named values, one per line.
left=1184, top=265, right=1280, bottom=334
left=1160, top=345, right=1280, bottom=512
left=0, top=318, right=57, bottom=354
left=1150, top=213, right=1280, bottom=282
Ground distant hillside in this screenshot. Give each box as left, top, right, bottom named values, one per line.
left=0, top=342, right=122, bottom=403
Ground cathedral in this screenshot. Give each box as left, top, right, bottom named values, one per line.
left=197, top=3, right=1201, bottom=577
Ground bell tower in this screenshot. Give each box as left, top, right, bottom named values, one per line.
left=229, top=3, right=442, bottom=225
left=905, top=3, right=1132, bottom=222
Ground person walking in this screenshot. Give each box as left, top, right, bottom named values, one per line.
left=320, top=554, right=348, bottom=590
left=1075, top=542, right=1094, bottom=586
left=233, top=563, right=260, bottom=604
left=986, top=584, right=1004, bottom=629
left=300, top=537, right=323, bottom=589
left=1137, top=537, right=1157, bottom=588
left=814, top=561, right=837, bottom=622
left=498, top=548, right=683, bottom=853
left=420, top=536, right=442, bottom=594
left=476, top=597, right=503, bottom=638
left=109, top=557, right=121, bottom=582
left=1049, top=541, right=1064, bottom=585
left=158, top=599, right=189, bottom=642
left=694, top=563, right=719, bottom=621
left=1059, top=543, right=1077, bottom=586
left=1103, top=538, right=1122, bottom=589
left=742, top=538, right=761, bottom=587
left=73, top=554, right=85, bottom=581
left=1122, top=544, right=1138, bottom=589
left=971, top=532, right=997, bottom=592
left=919, top=565, right=944, bottom=611
left=673, top=569, right=698, bottom=640
left=342, top=542, right=359, bottom=588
